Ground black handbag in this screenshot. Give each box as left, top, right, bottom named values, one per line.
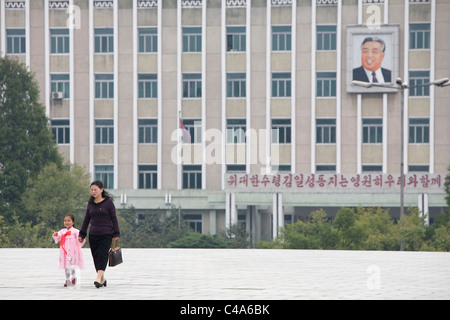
left=108, top=239, right=123, bottom=267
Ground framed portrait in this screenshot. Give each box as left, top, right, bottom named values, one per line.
left=346, top=25, right=400, bottom=93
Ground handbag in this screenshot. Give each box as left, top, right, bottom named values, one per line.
left=108, top=239, right=123, bottom=267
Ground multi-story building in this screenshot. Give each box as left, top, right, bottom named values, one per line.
left=1, top=0, right=449, bottom=244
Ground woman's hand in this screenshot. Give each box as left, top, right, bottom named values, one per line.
left=78, top=237, right=84, bottom=243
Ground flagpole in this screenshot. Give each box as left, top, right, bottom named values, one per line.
left=178, top=110, right=182, bottom=143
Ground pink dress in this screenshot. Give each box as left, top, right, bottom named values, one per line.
left=53, top=227, right=86, bottom=270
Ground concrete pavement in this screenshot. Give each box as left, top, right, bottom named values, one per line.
left=0, top=248, right=449, bottom=301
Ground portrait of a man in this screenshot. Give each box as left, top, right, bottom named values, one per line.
left=353, top=37, right=391, bottom=83
left=346, top=25, right=399, bottom=93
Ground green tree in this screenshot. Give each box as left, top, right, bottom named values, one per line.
left=22, top=163, right=91, bottom=230
left=354, top=207, right=398, bottom=250
left=168, top=232, right=229, bottom=248
left=118, top=207, right=191, bottom=248
left=223, top=224, right=250, bottom=248
left=0, top=57, right=62, bottom=222
left=400, top=207, right=427, bottom=251
left=281, top=209, right=337, bottom=249
left=432, top=221, right=450, bottom=251
left=334, top=208, right=364, bottom=250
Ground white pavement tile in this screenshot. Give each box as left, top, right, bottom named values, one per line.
left=0, top=248, right=449, bottom=300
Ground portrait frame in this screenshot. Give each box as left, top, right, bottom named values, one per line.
left=346, top=24, right=400, bottom=93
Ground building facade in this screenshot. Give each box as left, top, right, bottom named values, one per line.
left=1, top=0, right=449, bottom=243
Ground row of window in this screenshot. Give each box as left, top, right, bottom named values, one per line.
left=94, top=162, right=432, bottom=191
left=52, top=118, right=431, bottom=145
left=50, top=70, right=433, bottom=99
left=6, top=23, right=431, bottom=55
left=92, top=164, right=201, bottom=190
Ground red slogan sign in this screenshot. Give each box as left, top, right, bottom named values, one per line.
left=225, top=173, right=446, bottom=194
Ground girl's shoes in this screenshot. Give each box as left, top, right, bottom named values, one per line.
left=64, top=278, right=77, bottom=287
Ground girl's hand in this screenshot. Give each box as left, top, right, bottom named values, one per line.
left=78, top=237, right=84, bottom=243
left=53, top=232, right=58, bottom=237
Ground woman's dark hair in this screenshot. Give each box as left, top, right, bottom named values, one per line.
left=89, top=180, right=113, bottom=203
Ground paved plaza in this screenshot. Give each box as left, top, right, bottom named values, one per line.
left=0, top=248, right=449, bottom=301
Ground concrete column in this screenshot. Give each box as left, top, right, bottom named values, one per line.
left=226, top=193, right=237, bottom=229
left=272, top=193, right=284, bottom=240
left=209, top=210, right=216, bottom=235
left=418, top=194, right=429, bottom=226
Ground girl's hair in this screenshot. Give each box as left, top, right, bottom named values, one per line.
left=64, top=214, right=75, bottom=226
left=89, top=180, right=114, bottom=203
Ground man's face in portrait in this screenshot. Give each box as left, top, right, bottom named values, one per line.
left=361, top=40, right=385, bottom=72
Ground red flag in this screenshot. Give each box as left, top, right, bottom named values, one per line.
left=179, top=118, right=191, bottom=143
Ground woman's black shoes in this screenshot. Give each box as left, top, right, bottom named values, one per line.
left=94, top=280, right=107, bottom=288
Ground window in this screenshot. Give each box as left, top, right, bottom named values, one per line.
left=272, top=73, right=291, bottom=97
left=182, top=119, right=202, bottom=144
left=182, top=165, right=202, bottom=189
left=184, top=214, right=202, bottom=233
left=95, top=74, right=114, bottom=99
left=272, top=26, right=291, bottom=51
left=316, top=72, right=337, bottom=97
left=410, top=23, right=430, bottom=50
left=316, top=165, right=336, bottom=172
left=183, top=73, right=202, bottom=98
left=409, top=118, right=429, bottom=144
left=183, top=27, right=201, bottom=53
left=227, top=119, right=246, bottom=144
left=95, top=165, right=114, bottom=189
left=51, top=119, right=70, bottom=144
left=6, top=29, right=26, bottom=54
left=408, top=165, right=429, bottom=172
left=95, top=119, right=114, bottom=144
left=227, top=73, right=246, bottom=98
left=409, top=71, right=430, bottom=97
left=50, top=29, right=69, bottom=54
left=51, top=74, right=70, bottom=99
left=272, top=119, right=291, bottom=144
left=139, top=27, right=157, bottom=53
left=95, top=28, right=113, bottom=53
left=274, top=165, right=291, bottom=172
left=226, top=164, right=246, bottom=172
left=227, top=26, right=246, bottom=52
left=317, top=25, right=336, bottom=51
left=362, top=118, right=383, bottom=144
left=138, top=119, right=158, bottom=144
left=316, top=119, right=336, bottom=144
left=362, top=165, right=382, bottom=172
left=138, top=165, right=157, bottom=189
left=138, top=74, right=157, bottom=98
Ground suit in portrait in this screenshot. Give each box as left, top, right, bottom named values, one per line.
left=353, top=66, right=392, bottom=83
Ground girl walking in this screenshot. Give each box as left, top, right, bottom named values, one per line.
left=53, top=215, right=85, bottom=287
left=78, top=181, right=120, bottom=288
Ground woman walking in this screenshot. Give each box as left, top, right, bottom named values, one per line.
left=78, top=181, right=120, bottom=288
